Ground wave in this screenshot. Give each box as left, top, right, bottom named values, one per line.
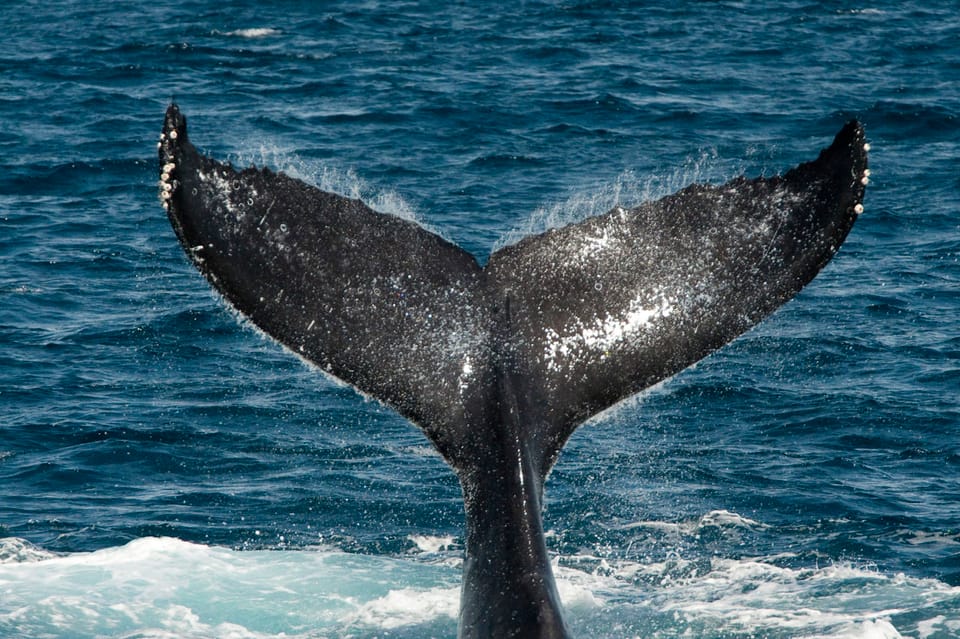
left=217, top=28, right=282, bottom=39
left=2, top=534, right=958, bottom=639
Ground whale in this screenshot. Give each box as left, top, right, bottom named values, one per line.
left=158, top=103, right=868, bottom=638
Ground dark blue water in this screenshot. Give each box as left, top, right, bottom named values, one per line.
left=2, top=2, right=958, bottom=637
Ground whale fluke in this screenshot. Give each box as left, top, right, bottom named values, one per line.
left=159, top=103, right=867, bottom=638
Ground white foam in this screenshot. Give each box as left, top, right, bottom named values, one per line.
left=695, top=509, right=770, bottom=530
left=554, top=562, right=607, bottom=611
left=344, top=585, right=459, bottom=629
left=902, top=530, right=960, bottom=548
left=0, top=537, right=460, bottom=637
left=0, top=537, right=56, bottom=564
left=221, top=28, right=281, bottom=38
left=616, top=509, right=770, bottom=536
left=567, top=554, right=959, bottom=637
left=917, top=614, right=960, bottom=639
left=834, top=619, right=905, bottom=639
left=3, top=535, right=960, bottom=638
left=401, top=444, right=443, bottom=459
left=408, top=534, right=457, bottom=554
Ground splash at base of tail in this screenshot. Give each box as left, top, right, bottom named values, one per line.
left=158, top=104, right=867, bottom=638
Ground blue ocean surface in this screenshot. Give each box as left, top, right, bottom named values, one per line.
left=1, top=1, right=958, bottom=637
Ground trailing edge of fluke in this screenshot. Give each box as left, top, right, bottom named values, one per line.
left=158, top=103, right=867, bottom=639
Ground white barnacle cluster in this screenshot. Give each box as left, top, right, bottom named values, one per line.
left=854, top=140, right=871, bottom=214
left=157, top=131, right=176, bottom=211
left=194, top=167, right=259, bottom=226
left=542, top=290, right=676, bottom=372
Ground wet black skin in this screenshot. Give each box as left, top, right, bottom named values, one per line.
left=158, top=104, right=867, bottom=638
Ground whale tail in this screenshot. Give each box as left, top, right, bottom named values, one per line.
left=159, top=104, right=867, bottom=638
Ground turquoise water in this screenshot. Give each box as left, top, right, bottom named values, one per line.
left=1, top=2, right=958, bottom=637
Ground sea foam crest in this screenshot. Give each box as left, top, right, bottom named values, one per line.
left=219, top=28, right=281, bottom=38
left=408, top=534, right=457, bottom=554
left=3, top=536, right=960, bottom=638
left=343, top=586, right=459, bottom=629
left=0, top=537, right=58, bottom=564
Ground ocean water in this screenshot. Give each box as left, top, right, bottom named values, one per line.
left=1, top=1, right=958, bottom=637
